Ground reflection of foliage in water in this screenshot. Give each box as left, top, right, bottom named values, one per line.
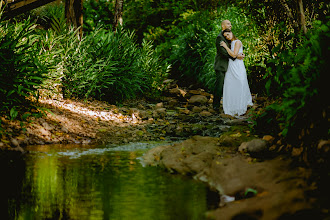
left=16, top=147, right=208, bottom=219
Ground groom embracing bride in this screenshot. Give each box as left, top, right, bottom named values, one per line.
left=213, top=20, right=253, bottom=116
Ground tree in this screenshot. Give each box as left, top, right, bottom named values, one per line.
left=65, top=0, right=83, bottom=39
left=113, top=0, right=123, bottom=32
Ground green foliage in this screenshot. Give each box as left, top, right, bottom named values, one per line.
left=83, top=0, right=114, bottom=33
left=61, top=27, right=169, bottom=102
left=124, top=0, right=219, bottom=44
left=253, top=19, right=329, bottom=145
left=156, top=7, right=258, bottom=92
left=0, top=17, right=49, bottom=113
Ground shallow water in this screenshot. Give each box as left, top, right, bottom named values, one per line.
left=2, top=142, right=212, bottom=220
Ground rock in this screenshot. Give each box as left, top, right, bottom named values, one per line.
left=10, top=138, right=20, bottom=147
left=183, top=152, right=215, bottom=174
left=200, top=110, right=212, bottom=117
left=155, top=102, right=164, bottom=109
left=188, top=95, right=208, bottom=105
left=142, top=145, right=171, bottom=166
left=157, top=136, right=219, bottom=174
left=192, top=106, right=203, bottom=113
left=185, top=90, right=211, bottom=99
left=239, top=139, right=268, bottom=158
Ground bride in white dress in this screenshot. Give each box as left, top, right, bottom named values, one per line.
left=220, top=29, right=253, bottom=116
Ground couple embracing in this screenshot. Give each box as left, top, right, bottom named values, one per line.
left=213, top=20, right=253, bottom=117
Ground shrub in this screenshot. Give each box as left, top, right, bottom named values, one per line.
left=253, top=19, right=329, bottom=147
left=159, top=7, right=259, bottom=93
left=61, top=27, right=169, bottom=103
left=0, top=16, right=49, bottom=116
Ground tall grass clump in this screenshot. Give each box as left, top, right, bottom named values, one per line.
left=61, top=27, right=169, bottom=103
left=0, top=14, right=49, bottom=118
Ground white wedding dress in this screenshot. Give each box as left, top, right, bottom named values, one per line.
left=223, top=40, right=253, bottom=116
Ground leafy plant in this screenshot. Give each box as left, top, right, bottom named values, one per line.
left=61, top=27, right=169, bottom=103
left=157, top=7, right=259, bottom=93
left=253, top=19, right=329, bottom=148
left=0, top=17, right=49, bottom=113
left=83, top=0, right=114, bottom=33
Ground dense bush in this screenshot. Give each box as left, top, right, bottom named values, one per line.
left=83, top=0, right=114, bottom=33
left=253, top=19, right=329, bottom=148
left=0, top=16, right=49, bottom=117
left=157, top=7, right=259, bottom=93
left=61, top=27, right=169, bottom=102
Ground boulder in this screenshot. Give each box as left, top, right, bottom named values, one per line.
left=239, top=139, right=268, bottom=158
left=188, top=95, right=208, bottom=105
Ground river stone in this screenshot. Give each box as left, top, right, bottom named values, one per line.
left=192, top=106, right=203, bottom=113
left=200, top=110, right=212, bottom=117
left=10, top=138, right=20, bottom=147
left=158, top=136, right=219, bottom=175
left=155, top=102, right=164, bottom=109
left=188, top=95, right=208, bottom=105
left=142, top=145, right=171, bottom=166
left=183, top=152, right=215, bottom=174
left=185, top=90, right=211, bottom=99
left=239, top=139, right=268, bottom=158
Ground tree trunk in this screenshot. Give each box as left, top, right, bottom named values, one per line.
left=297, top=0, right=307, bottom=34
left=113, top=0, right=123, bottom=32
left=65, top=0, right=83, bottom=39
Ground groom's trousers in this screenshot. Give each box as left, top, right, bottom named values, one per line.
left=213, top=69, right=225, bottom=109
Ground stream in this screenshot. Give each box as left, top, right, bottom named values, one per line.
left=2, top=142, right=216, bottom=220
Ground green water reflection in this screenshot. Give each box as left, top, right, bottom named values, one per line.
left=10, top=143, right=209, bottom=220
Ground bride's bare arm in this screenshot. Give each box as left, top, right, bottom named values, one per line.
left=220, top=40, right=242, bottom=58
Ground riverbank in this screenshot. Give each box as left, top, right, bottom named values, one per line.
left=142, top=134, right=320, bottom=219
left=0, top=79, right=328, bottom=219
left=0, top=79, right=253, bottom=151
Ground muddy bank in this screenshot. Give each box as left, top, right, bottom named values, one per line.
left=142, top=135, right=320, bottom=220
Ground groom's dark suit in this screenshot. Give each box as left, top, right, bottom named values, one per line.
left=213, top=31, right=236, bottom=109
